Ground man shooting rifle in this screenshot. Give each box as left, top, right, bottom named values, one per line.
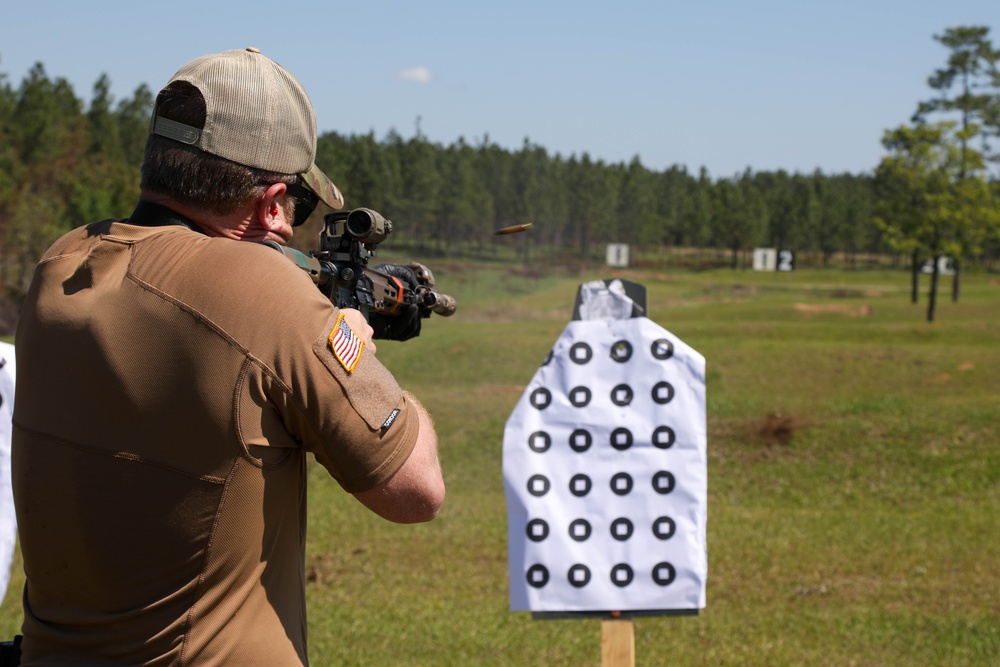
left=12, top=47, right=445, bottom=665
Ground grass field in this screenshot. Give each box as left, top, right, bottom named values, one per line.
left=1, top=262, right=997, bottom=665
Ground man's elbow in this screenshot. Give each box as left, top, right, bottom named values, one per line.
left=353, top=474, right=446, bottom=524
left=399, top=481, right=446, bottom=524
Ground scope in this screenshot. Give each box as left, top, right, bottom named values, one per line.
left=345, top=208, right=393, bottom=244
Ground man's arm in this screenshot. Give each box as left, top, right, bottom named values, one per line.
left=352, top=392, right=445, bottom=523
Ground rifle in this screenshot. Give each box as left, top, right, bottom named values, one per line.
left=265, top=208, right=456, bottom=328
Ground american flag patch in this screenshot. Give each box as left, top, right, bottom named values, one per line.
left=328, top=312, right=365, bottom=372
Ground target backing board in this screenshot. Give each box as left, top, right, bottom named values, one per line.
left=503, top=280, right=707, bottom=613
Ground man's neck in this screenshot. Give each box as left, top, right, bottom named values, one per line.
left=138, top=190, right=256, bottom=240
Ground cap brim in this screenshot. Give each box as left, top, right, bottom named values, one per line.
left=300, top=163, right=344, bottom=210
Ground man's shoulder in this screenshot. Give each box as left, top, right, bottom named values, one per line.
left=187, top=236, right=309, bottom=289
left=129, top=233, right=326, bottom=317
left=39, top=223, right=108, bottom=261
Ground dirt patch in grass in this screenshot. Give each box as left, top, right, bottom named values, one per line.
left=306, top=553, right=336, bottom=585
left=307, top=548, right=370, bottom=585
left=751, top=411, right=807, bottom=446
left=708, top=412, right=811, bottom=466
left=756, top=412, right=796, bottom=445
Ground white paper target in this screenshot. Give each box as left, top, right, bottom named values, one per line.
left=503, top=283, right=707, bottom=613
left=0, top=342, right=18, bottom=601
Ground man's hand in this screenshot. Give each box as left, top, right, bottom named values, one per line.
left=370, top=264, right=422, bottom=341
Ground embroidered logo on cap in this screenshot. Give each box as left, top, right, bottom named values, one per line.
left=328, top=312, right=365, bottom=372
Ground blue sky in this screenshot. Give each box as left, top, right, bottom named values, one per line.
left=3, top=1, right=998, bottom=178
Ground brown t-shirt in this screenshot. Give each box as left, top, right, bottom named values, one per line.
left=12, top=220, right=418, bottom=665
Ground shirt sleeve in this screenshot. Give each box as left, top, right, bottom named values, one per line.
left=218, top=242, right=421, bottom=493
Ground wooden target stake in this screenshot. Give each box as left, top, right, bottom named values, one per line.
left=601, top=617, right=635, bottom=667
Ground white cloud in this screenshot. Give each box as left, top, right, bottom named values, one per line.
left=395, top=66, right=433, bottom=85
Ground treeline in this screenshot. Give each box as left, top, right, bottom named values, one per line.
left=0, top=65, right=153, bottom=298
left=318, top=130, right=882, bottom=270
left=2, top=26, right=999, bottom=305
left=0, top=63, right=884, bottom=293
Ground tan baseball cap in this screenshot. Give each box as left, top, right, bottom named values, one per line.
left=150, top=47, right=344, bottom=211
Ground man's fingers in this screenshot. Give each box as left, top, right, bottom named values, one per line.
left=342, top=308, right=376, bottom=354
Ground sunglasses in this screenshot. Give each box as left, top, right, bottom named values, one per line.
left=284, top=179, right=320, bottom=227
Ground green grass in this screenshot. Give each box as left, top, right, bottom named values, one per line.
left=1, top=264, right=998, bottom=665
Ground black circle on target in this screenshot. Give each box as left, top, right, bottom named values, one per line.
left=610, top=428, right=633, bottom=451
left=530, top=387, right=552, bottom=410
left=568, top=519, right=592, bottom=542
left=610, top=340, right=633, bottom=363
left=528, top=431, right=551, bottom=453
left=569, top=429, right=593, bottom=453
left=611, top=518, right=634, bottom=541
left=652, top=471, right=676, bottom=494
left=653, top=516, right=676, bottom=540
left=527, top=474, right=551, bottom=497
left=610, top=472, right=634, bottom=496
left=526, top=519, right=550, bottom=542
left=611, top=384, right=633, bottom=406
left=568, top=564, right=592, bottom=588
left=611, top=563, right=634, bottom=587
left=569, top=386, right=592, bottom=408
left=527, top=564, right=549, bottom=588
left=653, top=562, right=677, bottom=586
left=652, top=426, right=676, bottom=449
left=651, top=338, right=674, bottom=360
left=569, top=474, right=592, bottom=497
left=652, top=381, right=675, bottom=405
left=570, top=342, right=593, bottom=365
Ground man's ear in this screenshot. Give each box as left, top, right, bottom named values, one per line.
left=257, top=182, right=288, bottom=230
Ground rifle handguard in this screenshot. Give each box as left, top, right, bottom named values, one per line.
left=264, top=242, right=457, bottom=320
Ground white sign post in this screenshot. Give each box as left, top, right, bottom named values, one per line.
left=921, top=255, right=955, bottom=275
left=606, top=244, right=630, bottom=268
left=752, top=248, right=776, bottom=271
